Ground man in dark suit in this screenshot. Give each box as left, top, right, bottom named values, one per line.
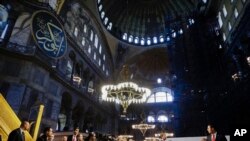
left=7, top=120, right=30, bottom=141
left=37, top=127, right=53, bottom=141
left=206, top=123, right=227, bottom=141
left=67, top=127, right=79, bottom=141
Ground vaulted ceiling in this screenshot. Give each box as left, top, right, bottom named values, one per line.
left=98, top=0, right=199, bottom=46
left=91, top=0, right=207, bottom=83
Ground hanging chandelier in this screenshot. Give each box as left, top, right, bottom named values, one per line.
left=101, top=65, right=151, bottom=113
left=155, top=132, right=174, bottom=138
left=117, top=135, right=133, bottom=139
left=132, top=123, right=155, bottom=136
left=145, top=137, right=160, bottom=141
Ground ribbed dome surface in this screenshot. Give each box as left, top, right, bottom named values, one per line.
left=97, top=0, right=198, bottom=46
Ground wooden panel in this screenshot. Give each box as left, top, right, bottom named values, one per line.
left=0, top=94, right=33, bottom=141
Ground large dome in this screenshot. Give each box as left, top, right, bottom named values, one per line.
left=97, top=0, right=198, bottom=46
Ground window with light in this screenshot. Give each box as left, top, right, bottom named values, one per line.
left=157, top=115, right=168, bottom=122
left=147, top=91, right=173, bottom=103
left=147, top=115, right=155, bottom=123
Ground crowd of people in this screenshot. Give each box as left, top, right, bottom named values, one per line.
left=6, top=120, right=115, bottom=141
left=7, top=120, right=227, bottom=141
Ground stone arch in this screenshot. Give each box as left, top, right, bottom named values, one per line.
left=73, top=60, right=84, bottom=87
left=65, top=50, right=76, bottom=81
left=58, top=92, right=72, bottom=131
left=87, top=74, right=95, bottom=94
left=75, top=60, right=83, bottom=77
left=72, top=100, right=85, bottom=129
left=83, top=106, right=96, bottom=132
left=94, top=113, right=103, bottom=131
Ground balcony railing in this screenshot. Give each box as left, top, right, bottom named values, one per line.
left=1, top=42, right=102, bottom=103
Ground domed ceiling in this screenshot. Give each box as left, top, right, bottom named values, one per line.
left=97, top=0, right=198, bottom=46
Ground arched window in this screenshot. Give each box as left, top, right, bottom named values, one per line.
left=140, top=38, right=145, bottom=45
left=222, top=4, right=227, bottom=17
left=156, top=92, right=173, bottom=102
left=153, top=36, right=157, bottom=44
left=102, top=65, right=105, bottom=71
left=74, top=27, right=78, bottom=37
left=147, top=37, right=151, bottom=45
left=218, top=12, right=223, bottom=28
left=122, top=33, right=127, bottom=40
left=106, top=70, right=109, bottom=76
left=107, top=22, right=112, bottom=30
left=103, top=54, right=106, bottom=61
left=159, top=35, right=164, bottom=42
left=94, top=34, right=98, bottom=48
left=128, top=35, right=133, bottom=43
left=147, top=88, right=174, bottom=103
left=234, top=8, right=238, bottom=18
left=90, top=30, right=94, bottom=41
left=81, top=37, right=86, bottom=46
left=155, top=92, right=167, bottom=102
left=88, top=80, right=94, bottom=93
left=104, top=17, right=108, bottom=25
left=98, top=59, right=101, bottom=66
left=99, top=45, right=102, bottom=54
left=88, top=45, right=91, bottom=54
left=0, top=6, right=9, bottom=41
left=166, top=93, right=173, bottom=102
left=101, top=11, right=105, bottom=19
left=134, top=37, right=139, bottom=44
left=94, top=52, right=96, bottom=60
left=147, top=95, right=155, bottom=103
left=98, top=4, right=103, bottom=11
left=147, top=115, right=155, bottom=123
left=84, top=24, right=87, bottom=33
left=157, top=115, right=168, bottom=122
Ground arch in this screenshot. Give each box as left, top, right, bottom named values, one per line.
left=65, top=50, right=76, bottom=81
left=57, top=92, right=72, bottom=131
left=84, top=107, right=96, bottom=132
left=75, top=61, right=83, bottom=77
left=72, top=100, right=85, bottom=129
left=85, top=107, right=96, bottom=118
left=69, top=51, right=76, bottom=61
left=62, top=1, right=114, bottom=75
left=156, top=110, right=168, bottom=123
left=87, top=74, right=95, bottom=94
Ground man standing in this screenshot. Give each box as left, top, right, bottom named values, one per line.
left=206, top=124, right=227, bottom=141
left=67, top=127, right=79, bottom=141
left=7, top=120, right=30, bottom=141
left=37, top=127, right=54, bottom=141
